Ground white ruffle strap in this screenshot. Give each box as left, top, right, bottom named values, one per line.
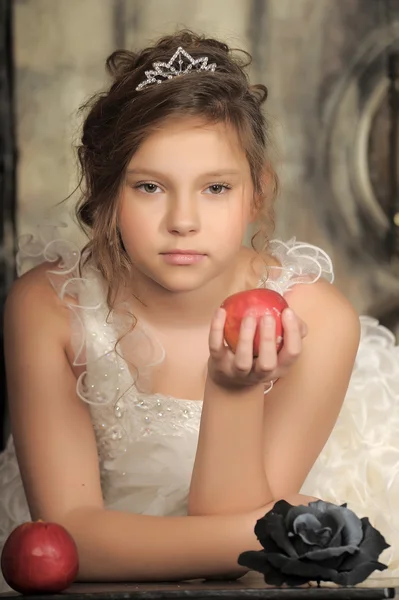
left=260, top=238, right=334, bottom=295
left=16, top=223, right=166, bottom=408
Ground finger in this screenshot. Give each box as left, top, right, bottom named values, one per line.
left=254, top=314, right=278, bottom=375
left=278, top=308, right=303, bottom=366
left=233, top=314, right=257, bottom=374
left=209, top=308, right=227, bottom=358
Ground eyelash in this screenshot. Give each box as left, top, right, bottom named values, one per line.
left=134, top=182, right=232, bottom=194
left=206, top=183, right=232, bottom=194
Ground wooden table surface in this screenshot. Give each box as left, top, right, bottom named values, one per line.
left=0, top=572, right=397, bottom=600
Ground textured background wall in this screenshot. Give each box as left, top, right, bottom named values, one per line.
left=13, top=0, right=399, bottom=317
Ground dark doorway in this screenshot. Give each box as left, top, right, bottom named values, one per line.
left=0, top=0, right=17, bottom=451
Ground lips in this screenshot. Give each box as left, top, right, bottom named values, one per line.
left=161, top=250, right=205, bottom=255
left=160, top=250, right=206, bottom=265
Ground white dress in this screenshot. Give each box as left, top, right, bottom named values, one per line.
left=0, top=224, right=398, bottom=592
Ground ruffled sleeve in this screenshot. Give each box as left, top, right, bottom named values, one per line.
left=15, top=222, right=165, bottom=409
left=16, top=223, right=122, bottom=398
left=259, top=238, right=335, bottom=295
left=16, top=222, right=106, bottom=367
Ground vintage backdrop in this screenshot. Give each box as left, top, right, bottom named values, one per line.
left=12, top=0, right=399, bottom=323
left=1, top=0, right=398, bottom=446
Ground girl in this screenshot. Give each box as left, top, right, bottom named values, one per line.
left=0, top=30, right=398, bottom=591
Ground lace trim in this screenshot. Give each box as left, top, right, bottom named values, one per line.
left=16, top=225, right=335, bottom=408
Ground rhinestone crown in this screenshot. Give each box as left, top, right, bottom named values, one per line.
left=136, top=46, right=217, bottom=91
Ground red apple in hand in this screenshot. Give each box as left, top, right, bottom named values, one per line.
left=221, top=289, right=288, bottom=357
left=1, top=521, right=79, bottom=594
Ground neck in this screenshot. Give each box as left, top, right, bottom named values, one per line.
left=126, top=264, right=246, bottom=329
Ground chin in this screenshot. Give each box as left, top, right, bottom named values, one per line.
left=158, top=279, right=207, bottom=294
left=154, top=269, right=218, bottom=294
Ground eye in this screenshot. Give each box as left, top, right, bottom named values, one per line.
left=135, top=182, right=162, bottom=194
left=205, top=183, right=232, bottom=195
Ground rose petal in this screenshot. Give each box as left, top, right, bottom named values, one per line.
left=291, top=535, right=313, bottom=557
left=357, top=518, right=390, bottom=559
left=267, top=572, right=310, bottom=587
left=308, top=500, right=337, bottom=514
left=304, top=544, right=358, bottom=561
left=339, top=521, right=388, bottom=572
left=238, top=550, right=272, bottom=573
left=293, top=513, right=322, bottom=536
left=332, top=505, right=363, bottom=547
left=287, top=503, right=341, bottom=552
left=335, top=560, right=388, bottom=586
left=254, top=514, right=275, bottom=547
left=255, top=512, right=298, bottom=558
left=237, top=550, right=308, bottom=587
left=311, top=500, right=357, bottom=547
left=338, top=522, right=389, bottom=587
left=285, top=505, right=325, bottom=536
left=257, top=535, right=282, bottom=555
left=327, top=517, right=344, bottom=548
left=319, top=509, right=345, bottom=542
left=267, top=553, right=339, bottom=583
left=254, top=503, right=290, bottom=545
left=271, top=500, right=294, bottom=518
left=264, top=568, right=293, bottom=587
left=308, top=502, right=363, bottom=547
left=293, top=513, right=333, bottom=547
left=313, top=554, right=348, bottom=571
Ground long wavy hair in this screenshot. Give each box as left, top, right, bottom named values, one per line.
left=75, top=29, right=279, bottom=311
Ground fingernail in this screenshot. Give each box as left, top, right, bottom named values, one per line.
left=284, top=308, right=294, bottom=319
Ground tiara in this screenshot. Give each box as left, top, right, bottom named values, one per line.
left=135, top=46, right=217, bottom=91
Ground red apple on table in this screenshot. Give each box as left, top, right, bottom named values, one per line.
left=221, top=289, right=288, bottom=357
left=1, top=521, right=79, bottom=594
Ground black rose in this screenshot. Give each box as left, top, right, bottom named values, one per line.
left=238, top=500, right=389, bottom=586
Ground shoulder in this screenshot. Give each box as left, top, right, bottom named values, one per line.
left=4, top=262, right=72, bottom=348
left=241, top=240, right=359, bottom=340
left=287, top=278, right=361, bottom=354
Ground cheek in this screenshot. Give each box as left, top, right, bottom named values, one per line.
left=118, top=204, right=155, bottom=255
left=207, top=221, right=246, bottom=256
left=206, top=202, right=249, bottom=241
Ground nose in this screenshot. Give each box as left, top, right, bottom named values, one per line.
left=165, top=194, right=200, bottom=236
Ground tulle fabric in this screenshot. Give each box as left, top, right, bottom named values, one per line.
left=301, top=315, right=399, bottom=580
left=0, top=223, right=398, bottom=591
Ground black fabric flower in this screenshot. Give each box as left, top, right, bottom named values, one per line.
left=238, top=500, right=389, bottom=586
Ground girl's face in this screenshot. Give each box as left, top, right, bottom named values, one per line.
left=119, top=117, right=255, bottom=295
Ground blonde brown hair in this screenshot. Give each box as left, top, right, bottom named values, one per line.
left=76, top=29, right=278, bottom=310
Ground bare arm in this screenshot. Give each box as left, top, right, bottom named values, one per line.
left=189, top=305, right=305, bottom=516
left=262, top=280, right=361, bottom=498
left=189, top=378, right=270, bottom=516
left=188, top=279, right=359, bottom=518
left=4, top=267, right=263, bottom=582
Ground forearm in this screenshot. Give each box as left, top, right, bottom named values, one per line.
left=189, top=378, right=272, bottom=515
left=61, top=506, right=261, bottom=582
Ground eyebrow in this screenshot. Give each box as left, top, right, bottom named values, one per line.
left=126, top=168, right=241, bottom=178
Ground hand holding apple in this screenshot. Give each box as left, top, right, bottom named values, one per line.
left=222, top=289, right=288, bottom=357
left=207, top=288, right=306, bottom=391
